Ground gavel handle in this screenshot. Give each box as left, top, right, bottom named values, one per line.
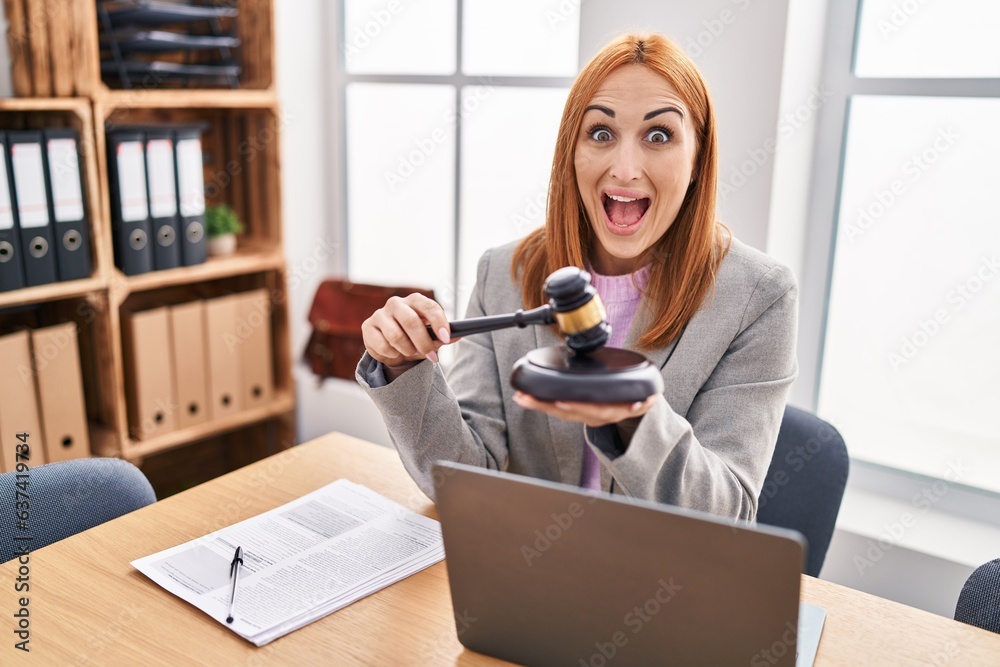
left=426, top=305, right=554, bottom=340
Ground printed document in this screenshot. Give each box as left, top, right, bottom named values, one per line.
left=132, top=480, right=445, bottom=646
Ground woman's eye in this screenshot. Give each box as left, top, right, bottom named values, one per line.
left=647, top=128, right=672, bottom=143
left=589, top=127, right=613, bottom=142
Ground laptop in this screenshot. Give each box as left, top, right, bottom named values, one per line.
left=433, top=461, right=826, bottom=667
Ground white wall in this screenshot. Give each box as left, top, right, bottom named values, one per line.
left=276, top=1, right=394, bottom=447
left=275, top=0, right=333, bottom=363
left=766, top=0, right=831, bottom=293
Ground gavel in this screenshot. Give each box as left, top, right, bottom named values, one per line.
left=428, top=267, right=612, bottom=353
left=428, top=267, right=663, bottom=403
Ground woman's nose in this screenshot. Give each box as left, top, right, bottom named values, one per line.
left=608, top=141, right=642, bottom=182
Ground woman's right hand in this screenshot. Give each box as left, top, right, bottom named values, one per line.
left=361, top=293, right=452, bottom=379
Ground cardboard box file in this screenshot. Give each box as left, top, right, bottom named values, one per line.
left=0, top=330, right=47, bottom=470
left=32, top=322, right=90, bottom=461
left=204, top=294, right=243, bottom=419
left=169, top=301, right=210, bottom=429
left=237, top=289, right=274, bottom=410
left=122, top=307, right=177, bottom=440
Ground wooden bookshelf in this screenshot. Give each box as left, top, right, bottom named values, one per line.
left=0, top=1, right=295, bottom=490
left=0, top=276, right=104, bottom=310
left=120, top=247, right=285, bottom=294
left=0, top=96, right=96, bottom=112
left=2, top=0, right=274, bottom=97
left=123, top=390, right=294, bottom=462
left=0, top=97, right=112, bottom=298
left=98, top=88, right=279, bottom=110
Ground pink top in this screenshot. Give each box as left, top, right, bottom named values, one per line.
left=578, top=264, right=650, bottom=490
left=588, top=265, right=650, bottom=349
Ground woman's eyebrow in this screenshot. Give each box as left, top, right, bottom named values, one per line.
left=584, top=104, right=614, bottom=118
left=644, top=106, right=685, bottom=121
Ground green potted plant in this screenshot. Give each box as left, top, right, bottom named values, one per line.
left=205, top=204, right=244, bottom=257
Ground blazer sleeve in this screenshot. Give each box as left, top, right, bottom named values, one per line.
left=356, top=249, right=509, bottom=499
left=585, top=264, right=799, bottom=520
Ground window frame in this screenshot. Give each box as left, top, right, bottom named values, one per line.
left=333, top=0, right=576, bottom=317
left=798, top=0, right=1000, bottom=515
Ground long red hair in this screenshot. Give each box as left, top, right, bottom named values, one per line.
left=512, top=33, right=730, bottom=350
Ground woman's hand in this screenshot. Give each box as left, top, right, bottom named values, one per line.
left=362, top=293, right=452, bottom=379
left=512, top=391, right=657, bottom=428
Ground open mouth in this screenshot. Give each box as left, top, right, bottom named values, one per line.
left=602, top=193, right=650, bottom=229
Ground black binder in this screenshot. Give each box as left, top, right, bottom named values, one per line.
left=43, top=128, right=92, bottom=281
left=102, top=1, right=238, bottom=27
left=144, top=129, right=181, bottom=270
left=0, top=132, right=26, bottom=291
left=101, top=28, right=240, bottom=54
left=8, top=131, right=58, bottom=286
left=174, top=127, right=206, bottom=266
left=107, top=130, right=153, bottom=275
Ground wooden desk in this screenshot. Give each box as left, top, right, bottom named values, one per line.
left=3, top=433, right=999, bottom=665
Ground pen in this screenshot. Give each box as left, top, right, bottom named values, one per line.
left=226, top=546, right=244, bottom=624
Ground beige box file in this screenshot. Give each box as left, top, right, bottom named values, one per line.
left=123, top=307, right=178, bottom=441
left=169, top=301, right=210, bottom=430
left=0, top=330, right=47, bottom=470
left=237, top=289, right=274, bottom=410
left=204, top=294, right=243, bottom=419
left=32, top=322, right=90, bottom=461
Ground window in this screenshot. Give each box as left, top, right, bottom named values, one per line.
left=853, top=0, right=1000, bottom=79
left=806, top=1, right=1000, bottom=495
left=339, top=0, right=578, bottom=317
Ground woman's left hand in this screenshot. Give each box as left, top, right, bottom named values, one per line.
left=512, top=391, right=657, bottom=428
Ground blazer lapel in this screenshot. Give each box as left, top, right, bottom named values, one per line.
left=622, top=295, right=689, bottom=416
left=623, top=298, right=679, bottom=370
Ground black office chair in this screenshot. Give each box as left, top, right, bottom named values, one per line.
left=0, top=457, right=156, bottom=563
left=955, top=558, right=1000, bottom=634
left=756, top=406, right=849, bottom=577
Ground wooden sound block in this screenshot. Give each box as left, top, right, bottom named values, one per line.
left=510, top=346, right=664, bottom=404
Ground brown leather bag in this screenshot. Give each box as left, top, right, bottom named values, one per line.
left=304, top=279, right=435, bottom=382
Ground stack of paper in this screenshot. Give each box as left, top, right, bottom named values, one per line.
left=132, top=480, right=445, bottom=646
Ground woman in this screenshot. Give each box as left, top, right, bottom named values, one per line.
left=357, top=34, right=797, bottom=521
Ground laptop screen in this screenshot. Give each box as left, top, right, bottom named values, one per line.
left=434, top=461, right=809, bottom=667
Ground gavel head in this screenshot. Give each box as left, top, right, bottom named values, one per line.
left=544, top=267, right=611, bottom=354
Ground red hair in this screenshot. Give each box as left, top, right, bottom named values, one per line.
left=512, top=33, right=730, bottom=349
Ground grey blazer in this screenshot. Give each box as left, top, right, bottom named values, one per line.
left=356, top=237, right=798, bottom=520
